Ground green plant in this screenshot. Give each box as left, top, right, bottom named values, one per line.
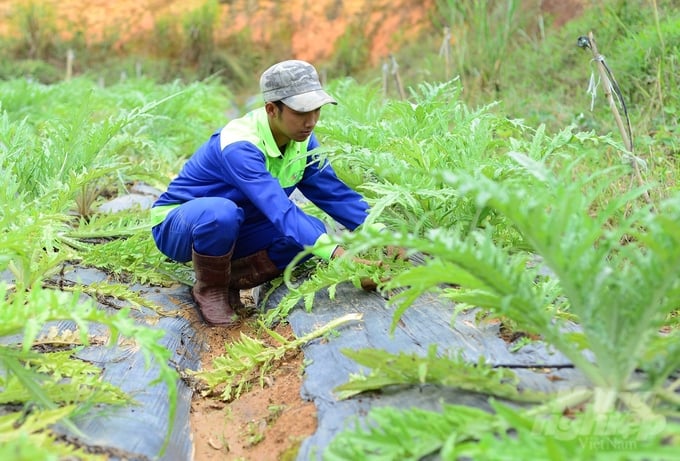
left=243, top=421, right=265, bottom=447
left=0, top=406, right=106, bottom=461
left=324, top=399, right=680, bottom=460
left=607, top=13, right=680, bottom=136
left=0, top=281, right=177, bottom=457
left=343, top=155, right=680, bottom=402
left=318, top=156, right=680, bottom=457
left=297, top=66, right=680, bottom=457
left=194, top=314, right=361, bottom=400
left=318, top=78, right=524, bottom=235
left=335, top=345, right=545, bottom=403
left=508, top=334, right=535, bottom=352
left=0, top=75, right=234, bottom=456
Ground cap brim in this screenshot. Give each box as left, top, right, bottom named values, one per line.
left=281, top=89, right=337, bottom=112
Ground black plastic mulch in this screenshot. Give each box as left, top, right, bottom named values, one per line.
left=1, top=190, right=590, bottom=460
left=263, top=282, right=587, bottom=461
left=1, top=263, right=588, bottom=460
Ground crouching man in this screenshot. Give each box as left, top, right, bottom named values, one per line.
left=151, top=60, right=372, bottom=326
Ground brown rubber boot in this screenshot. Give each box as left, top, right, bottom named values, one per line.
left=191, top=249, right=238, bottom=326
left=228, top=250, right=283, bottom=307
left=229, top=250, right=283, bottom=316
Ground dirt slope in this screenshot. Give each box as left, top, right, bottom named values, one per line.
left=0, top=0, right=431, bottom=64
left=0, top=0, right=583, bottom=64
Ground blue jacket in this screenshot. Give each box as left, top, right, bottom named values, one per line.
left=153, top=108, right=369, bottom=259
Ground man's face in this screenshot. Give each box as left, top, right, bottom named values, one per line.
left=266, top=102, right=321, bottom=145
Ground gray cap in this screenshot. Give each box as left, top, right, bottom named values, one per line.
left=260, top=60, right=337, bottom=112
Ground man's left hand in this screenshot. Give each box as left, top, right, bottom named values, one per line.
left=386, top=246, right=408, bottom=261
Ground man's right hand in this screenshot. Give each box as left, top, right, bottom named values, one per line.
left=331, top=245, right=407, bottom=292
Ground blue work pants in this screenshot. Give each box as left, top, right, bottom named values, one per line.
left=151, top=197, right=316, bottom=269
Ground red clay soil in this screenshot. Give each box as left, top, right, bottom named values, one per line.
left=0, top=0, right=432, bottom=64
left=0, top=0, right=584, bottom=65
left=179, top=290, right=316, bottom=461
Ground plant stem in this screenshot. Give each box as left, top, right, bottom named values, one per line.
left=279, top=312, right=363, bottom=349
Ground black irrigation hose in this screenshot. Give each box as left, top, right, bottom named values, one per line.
left=492, top=363, right=680, bottom=382
left=492, top=363, right=575, bottom=369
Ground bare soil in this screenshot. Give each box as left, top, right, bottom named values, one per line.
left=181, top=290, right=316, bottom=461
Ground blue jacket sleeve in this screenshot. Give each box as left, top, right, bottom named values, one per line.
left=297, top=155, right=370, bottom=231
left=219, top=141, right=327, bottom=249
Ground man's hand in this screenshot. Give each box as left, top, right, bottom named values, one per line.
left=332, top=246, right=407, bottom=264
left=331, top=245, right=408, bottom=292
left=386, top=245, right=408, bottom=261
left=360, top=277, right=379, bottom=291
